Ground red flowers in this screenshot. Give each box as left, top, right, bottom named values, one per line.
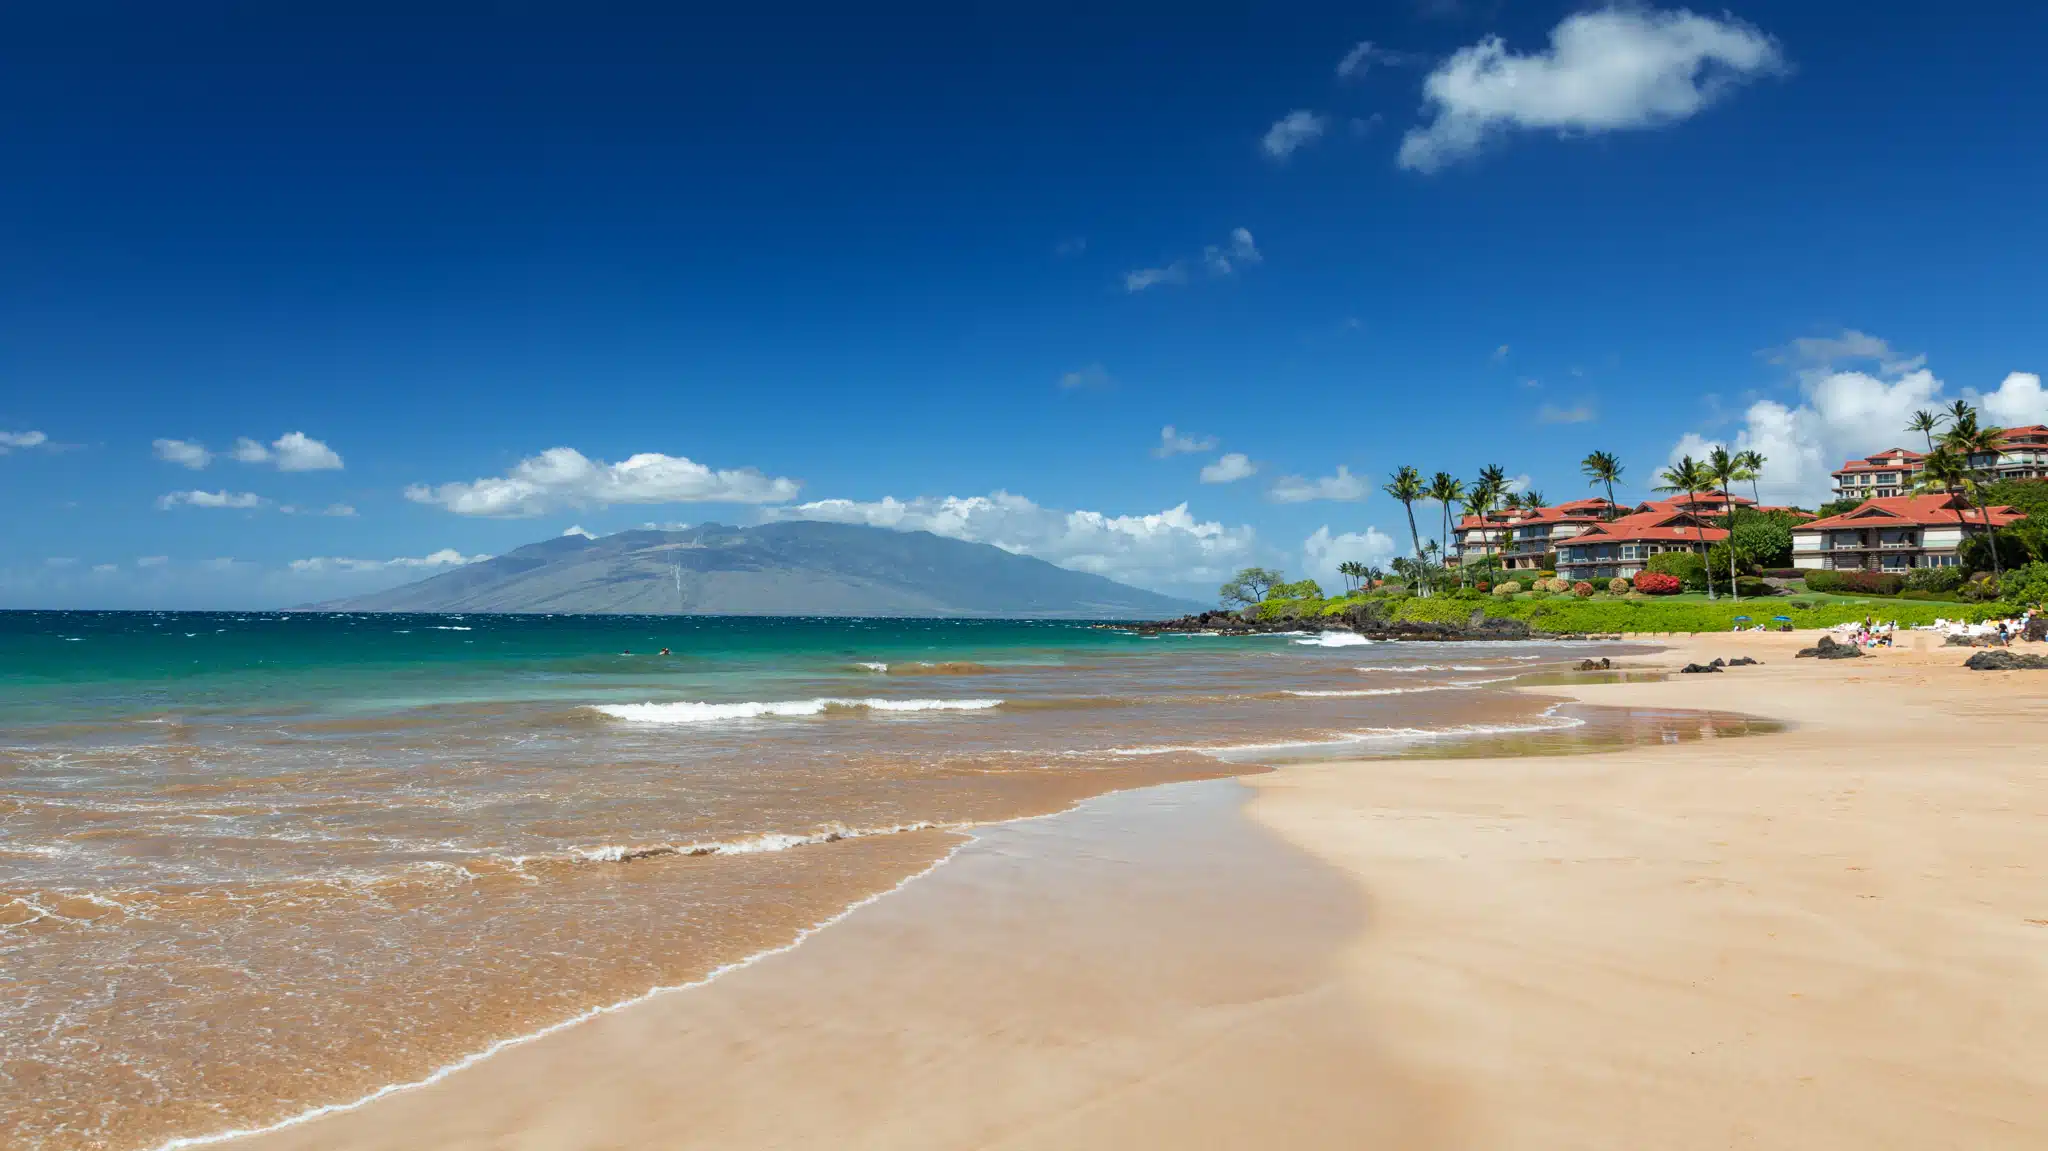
left=1632, top=571, right=1682, bottom=595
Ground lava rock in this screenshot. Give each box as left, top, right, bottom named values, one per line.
left=1725, top=656, right=1760, bottom=667
left=1679, top=662, right=1723, bottom=673
left=1796, top=635, right=1863, bottom=660
left=1963, top=649, right=2048, bottom=671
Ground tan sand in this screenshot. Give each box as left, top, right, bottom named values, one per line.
left=218, top=631, right=2048, bottom=1150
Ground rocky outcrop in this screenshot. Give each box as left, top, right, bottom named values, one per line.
left=1576, top=658, right=1612, bottom=670
left=1112, top=603, right=1535, bottom=641
left=1796, top=635, right=1863, bottom=659
left=1962, top=649, right=2048, bottom=670
left=1679, top=662, right=1723, bottom=673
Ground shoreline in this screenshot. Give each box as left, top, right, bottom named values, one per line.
left=160, top=630, right=2048, bottom=1148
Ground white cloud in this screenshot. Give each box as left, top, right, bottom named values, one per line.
left=1337, top=41, right=1415, bottom=78
left=1127, top=227, right=1261, bottom=290
left=1200, top=453, right=1258, bottom=484
left=290, top=549, right=488, bottom=574
left=1399, top=7, right=1784, bottom=173
left=1204, top=228, right=1262, bottom=276
left=154, top=438, right=213, bottom=469
left=136, top=555, right=169, bottom=568
left=1667, top=334, right=2047, bottom=507
left=231, top=437, right=271, bottom=463
left=1155, top=425, right=1219, bottom=457
left=760, top=491, right=1258, bottom=589
left=92, top=563, right=118, bottom=574
left=1302, top=526, right=1400, bottom=587
left=1504, top=473, right=1531, bottom=494
left=1537, top=402, right=1596, bottom=424
left=563, top=525, right=597, bottom=538
left=1060, top=363, right=1113, bottom=389
left=270, top=432, right=344, bottom=471
left=405, top=447, right=801, bottom=517
left=1124, top=263, right=1189, bottom=292
left=1, top=430, right=49, bottom=453
left=1262, top=110, right=1329, bottom=159
left=157, top=490, right=267, bottom=510
left=278, top=503, right=358, bottom=517
left=1269, top=465, right=1367, bottom=503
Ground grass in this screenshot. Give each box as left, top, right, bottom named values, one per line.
left=1251, top=589, right=2003, bottom=633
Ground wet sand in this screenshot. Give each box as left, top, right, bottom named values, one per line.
left=218, top=631, right=2047, bottom=1149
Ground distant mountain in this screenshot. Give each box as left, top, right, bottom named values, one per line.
left=303, top=522, right=1207, bottom=618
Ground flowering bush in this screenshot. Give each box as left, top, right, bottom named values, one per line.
left=1474, top=580, right=1491, bottom=592
left=1573, top=581, right=1595, bottom=598
left=1607, top=577, right=1631, bottom=595
left=1494, top=580, right=1521, bottom=596
left=1541, top=577, right=1568, bottom=594
left=1632, top=571, right=1682, bottom=595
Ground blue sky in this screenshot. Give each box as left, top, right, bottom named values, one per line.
left=4, top=1, right=2046, bottom=607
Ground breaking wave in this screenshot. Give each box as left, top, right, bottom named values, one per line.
left=590, top=698, right=1005, bottom=724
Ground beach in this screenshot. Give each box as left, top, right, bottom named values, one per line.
left=197, top=629, right=2047, bottom=1150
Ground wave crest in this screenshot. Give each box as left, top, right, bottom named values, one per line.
left=590, top=698, right=1004, bottom=724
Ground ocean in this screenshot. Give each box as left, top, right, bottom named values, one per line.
left=0, top=611, right=1761, bottom=1150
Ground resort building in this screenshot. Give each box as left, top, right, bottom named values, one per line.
left=1450, top=498, right=1616, bottom=571
left=1791, top=494, right=2022, bottom=571
left=1830, top=448, right=1925, bottom=500
left=1829, top=427, right=2048, bottom=500
left=1552, top=507, right=1729, bottom=582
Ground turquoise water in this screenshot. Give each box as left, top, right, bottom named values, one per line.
left=2, top=609, right=1612, bottom=1151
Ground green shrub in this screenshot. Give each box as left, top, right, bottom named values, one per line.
left=1646, top=551, right=1708, bottom=591
left=1606, top=577, right=1630, bottom=594
left=1905, top=566, right=1964, bottom=593
left=1729, top=515, right=1796, bottom=569
left=1803, top=569, right=1905, bottom=596
left=1493, top=580, right=1522, bottom=596
left=1997, top=562, right=2048, bottom=607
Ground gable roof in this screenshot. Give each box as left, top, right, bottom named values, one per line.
left=1796, top=494, right=2024, bottom=532
left=1560, top=509, right=1729, bottom=547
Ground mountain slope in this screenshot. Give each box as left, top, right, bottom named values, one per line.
left=305, top=522, right=1206, bottom=618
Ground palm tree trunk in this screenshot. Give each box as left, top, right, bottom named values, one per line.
left=1724, top=483, right=1740, bottom=601
left=1605, top=478, right=1617, bottom=519
left=1403, top=501, right=1423, bottom=562
left=1692, top=487, right=1717, bottom=600
left=1981, top=503, right=2004, bottom=577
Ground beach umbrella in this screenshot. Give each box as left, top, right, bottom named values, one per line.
left=1734, top=615, right=1751, bottom=622
left=1773, top=615, right=1791, bottom=622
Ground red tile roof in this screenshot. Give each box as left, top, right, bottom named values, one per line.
left=1796, top=494, right=2023, bottom=532
left=1561, top=510, right=1729, bottom=547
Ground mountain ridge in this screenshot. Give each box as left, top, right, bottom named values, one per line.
left=303, top=521, right=1206, bottom=618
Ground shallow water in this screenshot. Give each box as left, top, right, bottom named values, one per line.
left=1, top=612, right=1651, bottom=1150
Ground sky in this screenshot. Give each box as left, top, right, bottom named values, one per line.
left=4, top=1, right=2047, bottom=608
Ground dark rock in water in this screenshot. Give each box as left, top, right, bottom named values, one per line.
left=1963, top=649, right=2048, bottom=670
left=1679, top=662, right=1723, bottom=673
left=1575, top=658, right=1612, bottom=671
left=1796, top=635, right=1862, bottom=659
left=1726, top=656, right=1760, bottom=667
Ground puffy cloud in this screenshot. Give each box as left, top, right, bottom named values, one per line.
left=1268, top=465, right=1367, bottom=503
left=290, top=549, right=488, bottom=574
left=761, top=490, right=1258, bottom=588
left=1, top=429, right=49, bottom=453
left=405, top=447, right=801, bottom=517
left=1155, top=425, right=1219, bottom=457
left=154, top=438, right=213, bottom=469
left=1302, top=525, right=1400, bottom=587
left=154, top=431, right=344, bottom=471
left=563, top=524, right=597, bottom=538
left=1060, top=363, right=1114, bottom=389
left=1537, top=402, right=1596, bottom=424
left=1123, top=263, right=1189, bottom=292
left=1204, top=228, right=1262, bottom=276
left=1261, top=110, right=1329, bottom=159
left=1200, top=453, right=1258, bottom=484
left=1399, top=7, right=1784, bottom=173
left=1667, top=334, right=2045, bottom=506
left=92, top=563, right=118, bottom=574
left=157, top=490, right=267, bottom=510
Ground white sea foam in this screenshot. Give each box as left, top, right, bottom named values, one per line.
left=854, top=662, right=890, bottom=672
left=1355, top=664, right=1494, bottom=673
left=570, top=820, right=940, bottom=863
left=1109, top=705, right=1583, bottom=760
left=590, top=697, right=1003, bottom=724
left=1286, top=676, right=1515, bottom=697
left=1293, top=632, right=1372, bottom=647
left=426, top=626, right=473, bottom=631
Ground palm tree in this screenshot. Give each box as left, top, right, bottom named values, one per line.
left=1472, top=465, right=1510, bottom=575
left=1382, top=466, right=1428, bottom=570
left=1521, top=489, right=1547, bottom=509
left=1915, top=447, right=1976, bottom=551
left=1735, top=449, right=1767, bottom=508
left=1706, top=447, right=1743, bottom=600
left=1580, top=450, right=1623, bottom=519
left=1940, top=408, right=2008, bottom=577
left=1336, top=560, right=1365, bottom=593
left=1656, top=455, right=1718, bottom=600
left=1907, top=409, right=1947, bottom=454
left=1426, top=472, right=1465, bottom=583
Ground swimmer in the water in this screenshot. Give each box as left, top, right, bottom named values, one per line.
left=658, top=647, right=671, bottom=656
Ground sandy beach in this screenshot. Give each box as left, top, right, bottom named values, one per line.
left=214, top=630, right=2047, bottom=1150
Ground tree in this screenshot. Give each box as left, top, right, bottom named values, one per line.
left=1219, top=567, right=1285, bottom=606
left=1914, top=447, right=1978, bottom=570
left=1580, top=450, right=1624, bottom=519
left=1940, top=406, right=2009, bottom=578
left=1730, top=516, right=1793, bottom=569
left=1521, top=489, right=1547, bottom=509
left=1706, top=447, right=1744, bottom=600
left=1735, top=449, right=1767, bottom=507
left=1382, top=466, right=1427, bottom=565
left=1656, top=455, right=1718, bottom=600
left=1427, top=472, right=1465, bottom=582
left=1908, top=409, right=1947, bottom=453
left=1473, top=464, right=1509, bottom=571
left=1336, top=560, right=1365, bottom=593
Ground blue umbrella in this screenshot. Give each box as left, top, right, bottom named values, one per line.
left=1734, top=615, right=1751, bottom=621
left=1773, top=615, right=1792, bottom=621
